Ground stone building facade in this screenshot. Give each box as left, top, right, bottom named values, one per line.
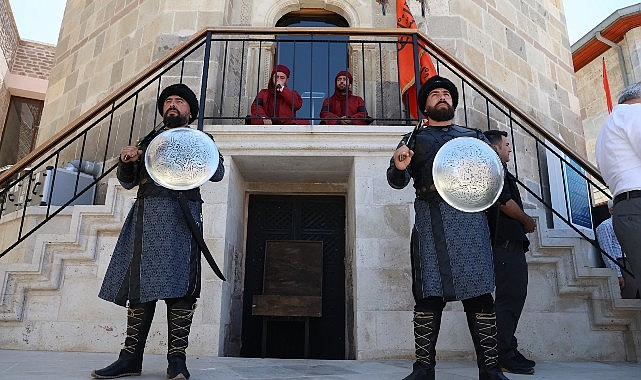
left=2, top=0, right=640, bottom=364
left=0, top=0, right=55, bottom=167
left=572, top=4, right=641, bottom=185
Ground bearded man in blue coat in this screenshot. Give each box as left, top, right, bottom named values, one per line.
left=92, top=83, right=225, bottom=380
left=387, top=76, right=509, bottom=380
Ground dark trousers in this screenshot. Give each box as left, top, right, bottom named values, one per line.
left=493, top=240, right=528, bottom=360
left=618, top=258, right=641, bottom=299
left=415, top=293, right=495, bottom=313
left=613, top=197, right=641, bottom=295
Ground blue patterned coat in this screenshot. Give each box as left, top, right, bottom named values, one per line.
left=98, top=129, right=224, bottom=306
left=387, top=124, right=495, bottom=301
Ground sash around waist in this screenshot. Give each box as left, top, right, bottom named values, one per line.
left=137, top=183, right=202, bottom=201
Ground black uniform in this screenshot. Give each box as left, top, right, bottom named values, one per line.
left=387, top=123, right=495, bottom=303
left=486, top=165, right=529, bottom=363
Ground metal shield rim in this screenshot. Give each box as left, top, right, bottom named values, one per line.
left=432, top=136, right=504, bottom=213
left=144, top=128, right=219, bottom=190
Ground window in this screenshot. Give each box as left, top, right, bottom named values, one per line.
left=0, top=96, right=43, bottom=167
left=275, top=11, right=349, bottom=124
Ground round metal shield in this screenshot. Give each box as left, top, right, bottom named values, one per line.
left=432, top=137, right=504, bottom=212
left=144, top=128, right=219, bottom=190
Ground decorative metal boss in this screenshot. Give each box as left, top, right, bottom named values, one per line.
left=145, top=128, right=220, bottom=190
left=432, top=137, right=504, bottom=212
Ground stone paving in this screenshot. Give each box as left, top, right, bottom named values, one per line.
left=1, top=349, right=641, bottom=379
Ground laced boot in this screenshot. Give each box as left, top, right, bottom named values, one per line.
left=403, top=310, right=442, bottom=380
left=465, top=311, right=510, bottom=380
left=91, top=302, right=156, bottom=379
left=166, top=301, right=197, bottom=380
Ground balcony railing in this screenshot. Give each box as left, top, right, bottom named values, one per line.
left=0, top=27, right=616, bottom=272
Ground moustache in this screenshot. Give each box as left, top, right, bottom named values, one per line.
left=164, top=107, right=180, bottom=116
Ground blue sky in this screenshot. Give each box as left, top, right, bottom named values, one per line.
left=7, top=0, right=641, bottom=45
left=8, top=0, right=66, bottom=45
left=563, top=0, right=640, bottom=44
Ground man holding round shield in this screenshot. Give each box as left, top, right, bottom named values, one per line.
left=387, top=76, right=508, bottom=380
left=92, top=83, right=225, bottom=380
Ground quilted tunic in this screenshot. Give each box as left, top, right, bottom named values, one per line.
left=98, top=129, right=224, bottom=306
left=388, top=124, right=495, bottom=301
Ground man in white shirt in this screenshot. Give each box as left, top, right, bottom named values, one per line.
left=595, top=200, right=640, bottom=299
left=595, top=81, right=641, bottom=294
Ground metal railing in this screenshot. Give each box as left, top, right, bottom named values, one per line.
left=0, top=27, right=613, bottom=268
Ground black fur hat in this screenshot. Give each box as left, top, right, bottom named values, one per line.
left=417, top=76, right=459, bottom=117
left=157, top=83, right=199, bottom=123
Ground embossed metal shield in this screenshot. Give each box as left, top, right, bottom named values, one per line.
left=432, top=137, right=504, bottom=212
left=144, top=128, right=219, bottom=190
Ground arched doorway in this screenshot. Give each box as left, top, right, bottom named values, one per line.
left=274, top=10, right=349, bottom=125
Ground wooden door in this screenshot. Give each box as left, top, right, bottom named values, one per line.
left=241, top=194, right=346, bottom=359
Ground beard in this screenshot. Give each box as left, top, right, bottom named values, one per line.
left=163, top=113, right=189, bottom=128
left=424, top=102, right=455, bottom=122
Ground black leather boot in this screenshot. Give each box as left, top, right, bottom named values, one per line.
left=403, top=310, right=441, bottom=380
left=166, top=300, right=196, bottom=380
left=91, top=302, right=156, bottom=379
left=465, top=311, right=510, bottom=380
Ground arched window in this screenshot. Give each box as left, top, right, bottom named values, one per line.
left=276, top=9, right=348, bottom=28
left=275, top=10, right=349, bottom=124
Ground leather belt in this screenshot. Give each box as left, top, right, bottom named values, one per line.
left=176, top=191, right=226, bottom=281
left=415, top=184, right=437, bottom=199
left=495, top=240, right=520, bottom=249
left=498, top=240, right=511, bottom=249
left=614, top=190, right=641, bottom=205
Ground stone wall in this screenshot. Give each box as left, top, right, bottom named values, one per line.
left=37, top=0, right=233, bottom=144
left=0, top=0, right=19, bottom=146
left=0, top=0, right=19, bottom=69
left=424, top=0, right=582, bottom=153
left=575, top=48, right=621, bottom=168
left=11, top=41, right=56, bottom=80
left=626, top=27, right=641, bottom=79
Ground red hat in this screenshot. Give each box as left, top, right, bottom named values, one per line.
left=335, top=70, right=353, bottom=83
left=272, top=64, right=290, bottom=78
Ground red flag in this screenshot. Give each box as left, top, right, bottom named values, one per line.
left=397, top=0, right=436, bottom=119
left=602, top=57, right=613, bottom=113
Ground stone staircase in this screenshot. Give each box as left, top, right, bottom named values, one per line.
left=524, top=208, right=641, bottom=362
left=0, top=178, right=136, bottom=322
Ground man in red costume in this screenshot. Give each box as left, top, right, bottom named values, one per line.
left=250, top=64, right=303, bottom=125
left=319, top=70, right=370, bottom=125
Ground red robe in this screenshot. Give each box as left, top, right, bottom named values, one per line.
left=319, top=92, right=368, bottom=125
left=250, top=82, right=303, bottom=125
left=320, top=72, right=369, bottom=125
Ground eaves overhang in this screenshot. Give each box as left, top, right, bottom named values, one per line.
left=571, top=4, right=641, bottom=72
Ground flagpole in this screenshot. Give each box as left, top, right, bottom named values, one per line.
left=602, top=57, right=613, bottom=114
left=412, top=33, right=422, bottom=119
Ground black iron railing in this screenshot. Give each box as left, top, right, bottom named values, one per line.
left=0, top=27, right=612, bottom=269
